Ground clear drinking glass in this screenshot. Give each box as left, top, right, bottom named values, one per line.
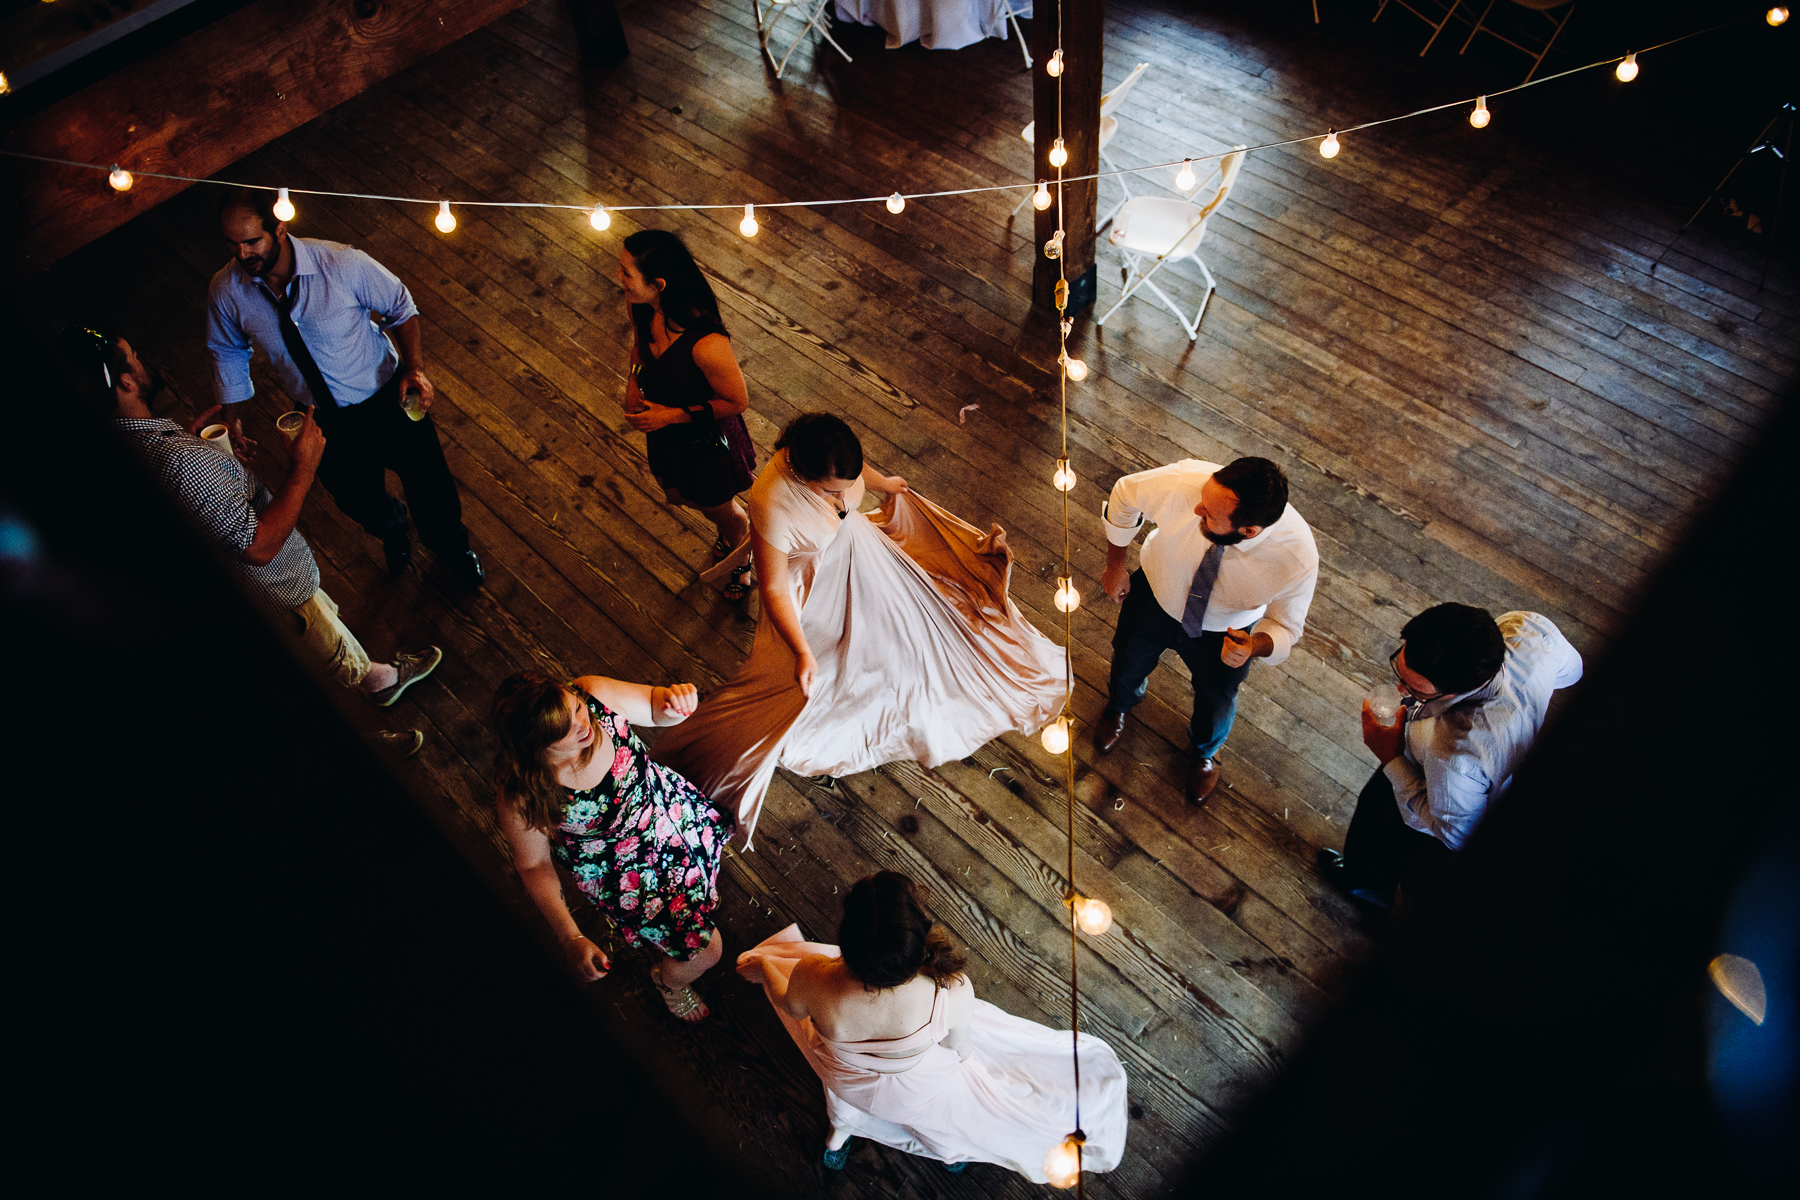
left=1366, top=681, right=1403, bottom=723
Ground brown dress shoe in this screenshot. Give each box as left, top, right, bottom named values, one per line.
left=1094, top=707, right=1127, bottom=754
left=1186, top=756, right=1221, bottom=804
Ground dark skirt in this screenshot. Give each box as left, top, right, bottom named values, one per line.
left=647, top=414, right=757, bottom=508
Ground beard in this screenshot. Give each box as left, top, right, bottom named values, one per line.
left=1203, top=526, right=1248, bottom=546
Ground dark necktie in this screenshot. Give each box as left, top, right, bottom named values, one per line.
left=1180, top=541, right=1225, bottom=637
left=259, top=279, right=337, bottom=409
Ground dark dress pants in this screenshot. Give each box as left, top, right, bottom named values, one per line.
left=1107, top=569, right=1251, bottom=759
left=312, top=379, right=469, bottom=556
left=1343, top=768, right=1455, bottom=898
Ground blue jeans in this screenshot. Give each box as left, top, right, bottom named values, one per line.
left=1106, top=570, right=1251, bottom=759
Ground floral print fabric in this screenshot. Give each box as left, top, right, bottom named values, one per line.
left=551, top=693, right=729, bottom=961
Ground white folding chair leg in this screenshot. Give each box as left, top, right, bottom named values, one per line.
left=768, top=0, right=853, bottom=78
left=1007, top=8, right=1033, bottom=69
left=1097, top=147, right=1135, bottom=230
left=1096, top=250, right=1149, bottom=328
left=1011, top=187, right=1033, bottom=217
left=1097, top=247, right=1209, bottom=341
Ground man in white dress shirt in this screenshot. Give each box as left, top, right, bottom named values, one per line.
left=1097, top=457, right=1319, bottom=804
left=1319, top=603, right=1583, bottom=909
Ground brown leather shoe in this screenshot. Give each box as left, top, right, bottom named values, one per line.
left=1186, top=756, right=1221, bottom=804
left=1093, top=707, right=1127, bottom=754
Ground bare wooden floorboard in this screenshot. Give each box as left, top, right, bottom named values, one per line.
left=25, top=0, right=1795, bottom=1194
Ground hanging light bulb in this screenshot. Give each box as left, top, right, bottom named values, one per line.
left=434, top=200, right=456, bottom=233
left=1615, top=52, right=1638, bottom=82
left=1769, top=7, right=1790, bottom=26
left=1469, top=96, right=1491, bottom=129
left=1043, top=1134, right=1083, bottom=1189
left=1, top=71, right=13, bottom=97
left=1175, top=158, right=1196, bottom=192
left=1032, top=181, right=1053, bottom=211
left=272, top=187, right=296, bottom=222
left=1040, top=715, right=1071, bottom=755
left=1048, top=137, right=1069, bottom=168
left=886, top=191, right=906, bottom=214
left=1072, top=894, right=1114, bottom=935
left=1052, top=458, right=1076, bottom=492
left=1060, top=352, right=1088, bottom=381
left=1319, top=130, right=1340, bottom=160
left=589, top=203, right=611, bottom=231
left=1044, top=229, right=1064, bottom=260
left=108, top=164, right=133, bottom=191
left=739, top=203, right=759, bottom=238
left=1054, top=577, right=1081, bottom=613
left=1046, top=49, right=1064, bottom=77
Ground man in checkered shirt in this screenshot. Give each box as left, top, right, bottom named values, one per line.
left=64, top=325, right=442, bottom=741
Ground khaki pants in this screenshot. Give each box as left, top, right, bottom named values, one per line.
left=291, top=589, right=371, bottom=689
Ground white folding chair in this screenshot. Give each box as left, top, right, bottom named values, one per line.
left=1459, top=0, right=1576, bottom=85
left=1096, top=147, right=1245, bottom=341
left=1371, top=0, right=1465, bottom=57
left=999, top=2, right=1032, bottom=69
left=754, top=0, right=852, bottom=79
left=1012, top=62, right=1150, bottom=223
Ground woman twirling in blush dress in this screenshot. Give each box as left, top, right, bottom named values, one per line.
left=652, top=412, right=1066, bottom=845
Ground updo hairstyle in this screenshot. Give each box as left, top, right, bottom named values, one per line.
left=838, top=871, right=967, bottom=990
left=775, top=412, right=863, bottom=484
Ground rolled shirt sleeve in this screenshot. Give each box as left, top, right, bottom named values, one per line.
left=1101, top=480, right=1147, bottom=547
left=1384, top=752, right=1488, bottom=850
left=353, top=251, right=420, bottom=332
left=204, top=284, right=258, bottom=406
left=1253, top=556, right=1316, bottom=666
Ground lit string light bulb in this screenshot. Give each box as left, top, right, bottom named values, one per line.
left=108, top=164, right=133, bottom=191
left=1469, top=96, right=1491, bottom=129
left=1040, top=715, right=1071, bottom=755
left=272, top=187, right=296, bottom=222
left=1044, top=1134, right=1084, bottom=1190
left=886, top=191, right=905, bottom=214
left=434, top=200, right=456, bottom=233
left=1032, top=181, right=1053, bottom=211
left=1769, top=7, right=1790, bottom=26
left=739, top=203, right=759, bottom=238
left=1048, top=137, right=1068, bottom=168
left=1046, top=49, right=1064, bottom=77
left=1615, top=51, right=1638, bottom=81
left=1071, top=893, right=1114, bottom=936
left=589, top=203, right=611, bottom=231
left=1053, top=577, right=1081, bottom=613
left=1319, top=130, right=1340, bottom=160
left=1060, top=352, right=1088, bottom=381
left=1052, top=457, right=1076, bottom=492
left=1175, top=158, right=1196, bottom=192
left=0, top=72, right=12, bottom=97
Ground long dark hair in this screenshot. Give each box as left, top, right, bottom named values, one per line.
left=623, top=229, right=727, bottom=353
left=775, top=412, right=863, bottom=483
left=491, top=672, right=595, bottom=833
left=838, top=872, right=967, bottom=990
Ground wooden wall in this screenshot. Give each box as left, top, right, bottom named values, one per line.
left=2, top=0, right=535, bottom=278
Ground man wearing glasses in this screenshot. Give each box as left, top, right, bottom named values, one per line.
left=204, top=188, right=482, bottom=586
left=1319, top=604, right=1584, bottom=911
left=1095, top=456, right=1319, bottom=805
left=61, top=325, right=444, bottom=745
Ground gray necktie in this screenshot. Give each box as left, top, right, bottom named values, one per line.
left=1180, top=542, right=1224, bottom=637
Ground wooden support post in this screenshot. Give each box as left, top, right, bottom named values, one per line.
left=566, top=0, right=630, bottom=65
left=1032, top=0, right=1103, bottom=316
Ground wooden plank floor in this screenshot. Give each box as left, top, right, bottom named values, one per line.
left=24, top=1, right=1794, bottom=1194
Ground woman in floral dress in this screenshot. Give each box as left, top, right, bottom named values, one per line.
left=492, top=671, right=731, bottom=1021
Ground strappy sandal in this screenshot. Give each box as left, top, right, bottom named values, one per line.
left=711, top=535, right=732, bottom=563
left=651, top=962, right=709, bottom=1023
left=721, top=561, right=754, bottom=602
left=822, top=1141, right=852, bottom=1170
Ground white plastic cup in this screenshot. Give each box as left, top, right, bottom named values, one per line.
left=199, top=423, right=234, bottom=458
left=276, top=411, right=307, bottom=443
left=1366, top=682, right=1403, bottom=723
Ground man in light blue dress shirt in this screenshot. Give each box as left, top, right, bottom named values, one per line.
left=1320, top=603, right=1583, bottom=910
left=204, top=189, right=481, bottom=585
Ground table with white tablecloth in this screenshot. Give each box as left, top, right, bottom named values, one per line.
left=833, top=0, right=1030, bottom=51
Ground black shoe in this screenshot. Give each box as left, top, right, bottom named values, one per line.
left=1093, top=707, right=1127, bottom=754
left=384, top=534, right=412, bottom=577
left=449, top=549, right=484, bottom=587
left=1317, top=848, right=1393, bottom=911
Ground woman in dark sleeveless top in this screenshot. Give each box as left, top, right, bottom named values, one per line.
left=620, top=230, right=758, bottom=599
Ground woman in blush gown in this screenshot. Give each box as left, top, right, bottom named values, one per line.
left=652, top=412, right=1067, bottom=846
left=737, top=871, right=1130, bottom=1180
